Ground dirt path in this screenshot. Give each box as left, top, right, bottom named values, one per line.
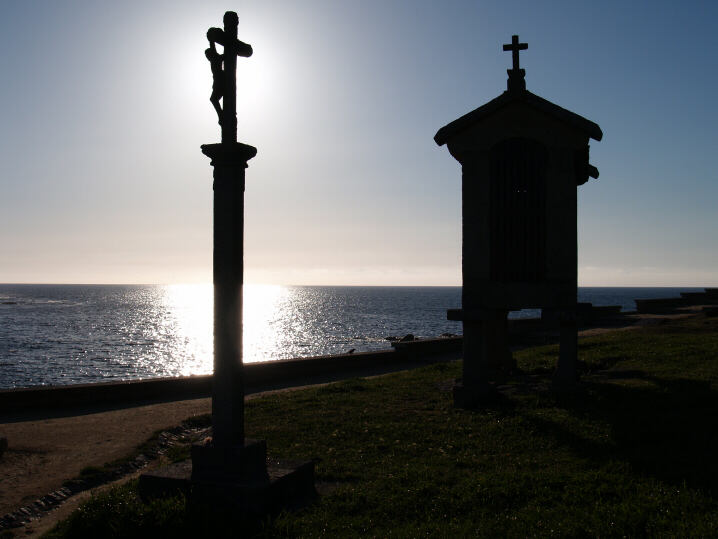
left=0, top=398, right=212, bottom=519
left=0, top=354, right=454, bottom=536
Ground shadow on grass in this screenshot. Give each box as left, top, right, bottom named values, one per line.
left=522, top=374, right=718, bottom=497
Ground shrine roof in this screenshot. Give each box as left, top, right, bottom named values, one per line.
left=434, top=89, right=603, bottom=147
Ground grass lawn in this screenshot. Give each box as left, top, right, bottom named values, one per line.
left=42, top=315, right=718, bottom=538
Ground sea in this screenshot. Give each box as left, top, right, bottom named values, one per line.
left=0, top=284, right=704, bottom=389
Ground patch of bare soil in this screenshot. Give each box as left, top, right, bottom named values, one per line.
left=0, top=397, right=212, bottom=520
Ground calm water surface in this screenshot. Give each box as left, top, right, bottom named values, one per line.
left=0, top=285, right=703, bottom=388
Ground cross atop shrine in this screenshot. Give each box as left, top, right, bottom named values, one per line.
left=503, top=35, right=528, bottom=70
left=503, top=35, right=528, bottom=92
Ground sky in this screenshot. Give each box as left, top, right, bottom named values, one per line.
left=1, top=1, right=717, bottom=287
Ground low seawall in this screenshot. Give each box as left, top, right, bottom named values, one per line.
left=0, top=337, right=462, bottom=413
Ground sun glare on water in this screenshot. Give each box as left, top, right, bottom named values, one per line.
left=243, top=284, right=291, bottom=363
left=162, top=284, right=296, bottom=374
left=162, top=284, right=213, bottom=375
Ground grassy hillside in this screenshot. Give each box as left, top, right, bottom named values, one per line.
left=43, top=314, right=718, bottom=538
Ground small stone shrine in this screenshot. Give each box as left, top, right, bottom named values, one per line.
left=434, top=35, right=602, bottom=404
left=140, top=12, right=315, bottom=513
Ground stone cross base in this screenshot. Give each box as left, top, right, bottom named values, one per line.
left=191, top=439, right=268, bottom=482
left=139, top=442, right=315, bottom=514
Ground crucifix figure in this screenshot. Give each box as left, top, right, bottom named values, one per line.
left=205, top=41, right=225, bottom=122
left=205, top=11, right=253, bottom=144
left=503, top=35, right=528, bottom=92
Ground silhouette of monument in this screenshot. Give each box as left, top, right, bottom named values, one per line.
left=435, top=35, right=602, bottom=404
left=140, top=12, right=315, bottom=512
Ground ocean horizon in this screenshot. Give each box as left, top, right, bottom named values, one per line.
left=0, top=284, right=706, bottom=389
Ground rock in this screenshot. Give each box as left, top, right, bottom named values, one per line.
left=42, top=495, right=58, bottom=505
left=385, top=336, right=399, bottom=341
left=399, top=334, right=415, bottom=342
left=439, top=333, right=456, bottom=338
left=0, top=436, right=7, bottom=457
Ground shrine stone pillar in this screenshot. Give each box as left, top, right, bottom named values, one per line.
left=553, top=316, right=579, bottom=391
left=455, top=320, right=491, bottom=406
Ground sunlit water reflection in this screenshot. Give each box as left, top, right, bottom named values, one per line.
left=0, top=284, right=701, bottom=388
left=0, top=284, right=463, bottom=388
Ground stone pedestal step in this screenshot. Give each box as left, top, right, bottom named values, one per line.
left=139, top=456, right=315, bottom=515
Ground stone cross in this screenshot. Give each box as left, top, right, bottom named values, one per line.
left=138, top=13, right=315, bottom=510
left=201, top=11, right=257, bottom=449
left=503, top=35, right=528, bottom=92
left=503, top=35, right=528, bottom=71
left=206, top=11, right=253, bottom=145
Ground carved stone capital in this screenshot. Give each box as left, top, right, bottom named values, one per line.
left=201, top=142, right=257, bottom=167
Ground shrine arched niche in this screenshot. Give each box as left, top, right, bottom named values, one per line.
left=489, top=137, right=547, bottom=284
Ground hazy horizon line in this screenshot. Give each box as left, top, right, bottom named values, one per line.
left=1, top=282, right=713, bottom=289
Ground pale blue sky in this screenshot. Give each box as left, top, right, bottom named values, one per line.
left=1, top=1, right=717, bottom=286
